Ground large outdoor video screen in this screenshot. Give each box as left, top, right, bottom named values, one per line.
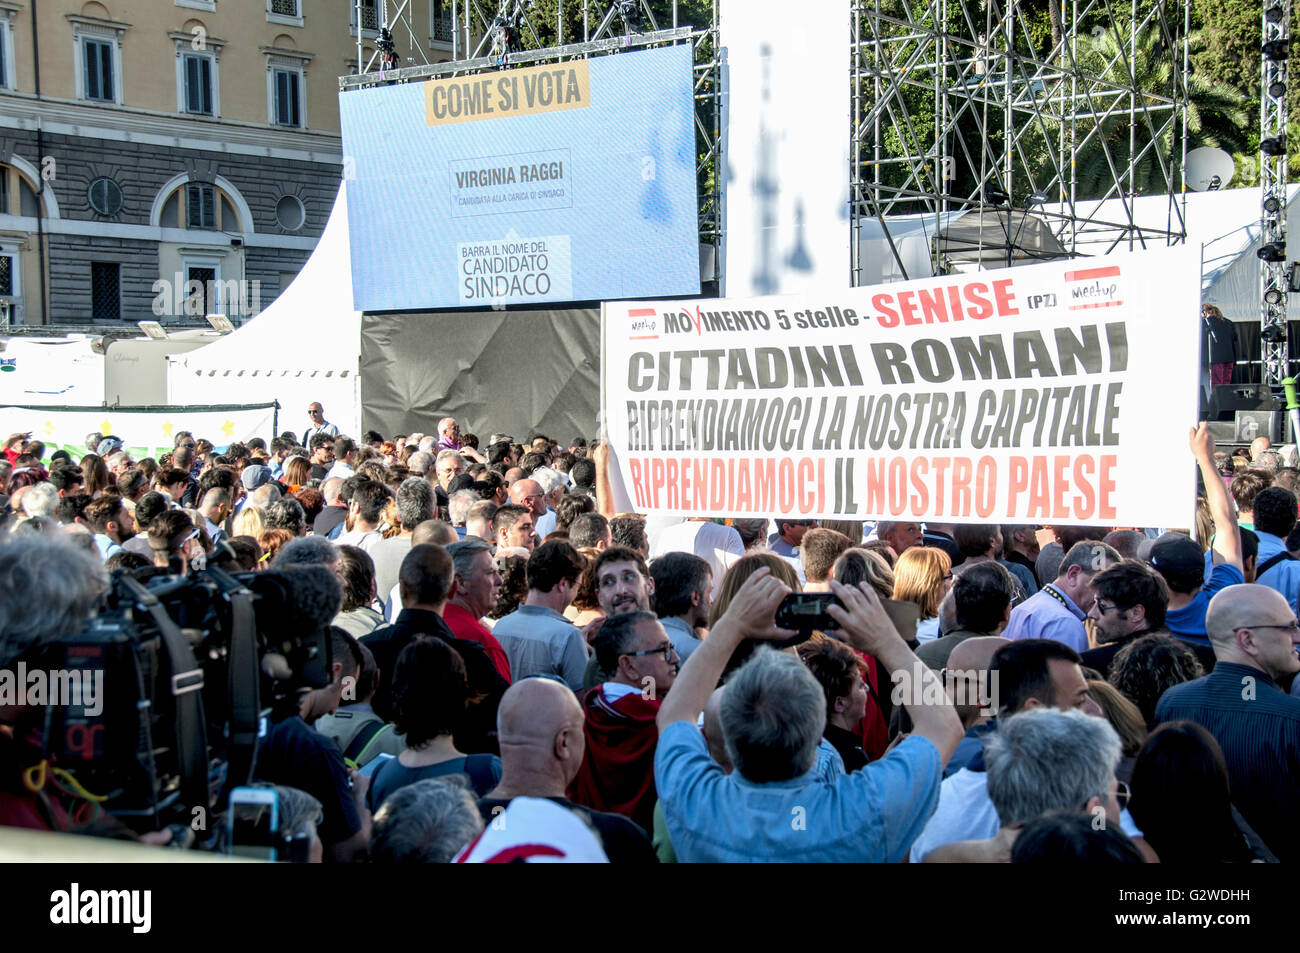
left=339, top=44, right=701, bottom=312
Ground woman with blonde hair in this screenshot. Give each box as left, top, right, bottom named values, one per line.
left=233, top=504, right=266, bottom=540
left=891, top=547, right=953, bottom=643
left=708, top=552, right=801, bottom=628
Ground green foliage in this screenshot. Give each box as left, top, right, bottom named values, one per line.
left=1188, top=0, right=1300, bottom=184
left=1071, top=27, right=1250, bottom=197
left=517, top=0, right=713, bottom=48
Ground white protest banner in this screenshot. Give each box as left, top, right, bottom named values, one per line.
left=0, top=403, right=279, bottom=464
left=601, top=248, right=1201, bottom=527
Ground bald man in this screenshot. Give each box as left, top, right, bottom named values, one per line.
left=508, top=478, right=548, bottom=521
left=1156, top=584, right=1300, bottom=861
left=477, top=678, right=657, bottom=862
left=946, top=637, right=1010, bottom=728
left=1251, top=435, right=1272, bottom=461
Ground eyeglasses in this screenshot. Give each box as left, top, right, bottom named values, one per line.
left=1084, top=780, right=1130, bottom=812
left=1094, top=601, right=1128, bottom=614
left=623, top=642, right=677, bottom=664
left=1232, top=619, right=1300, bottom=633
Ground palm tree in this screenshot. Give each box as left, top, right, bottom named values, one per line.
left=1069, top=26, right=1249, bottom=199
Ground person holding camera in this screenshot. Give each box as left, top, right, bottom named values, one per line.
left=653, top=568, right=963, bottom=861
left=255, top=624, right=372, bottom=864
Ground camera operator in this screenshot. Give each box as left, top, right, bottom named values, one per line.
left=0, top=537, right=108, bottom=830
left=253, top=584, right=372, bottom=864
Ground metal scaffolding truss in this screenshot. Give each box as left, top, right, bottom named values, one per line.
left=851, top=0, right=1191, bottom=282
left=352, top=1, right=434, bottom=74
left=1258, top=0, right=1290, bottom=387
left=341, top=3, right=724, bottom=264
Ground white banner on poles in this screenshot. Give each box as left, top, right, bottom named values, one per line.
left=602, top=248, right=1201, bottom=527
left=0, top=403, right=279, bottom=464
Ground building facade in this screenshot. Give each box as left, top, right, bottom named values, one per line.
left=0, top=0, right=453, bottom=326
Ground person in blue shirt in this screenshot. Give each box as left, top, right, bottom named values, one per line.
left=767, top=518, right=815, bottom=558
left=1152, top=423, right=1243, bottom=646
left=1248, top=487, right=1300, bottom=616
left=653, top=568, right=962, bottom=862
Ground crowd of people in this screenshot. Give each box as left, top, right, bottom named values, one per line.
left=0, top=407, right=1296, bottom=863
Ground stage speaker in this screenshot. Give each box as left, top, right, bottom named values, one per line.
left=1206, top=421, right=1238, bottom=445
left=1207, top=384, right=1280, bottom=420
left=1234, top=410, right=1283, bottom=444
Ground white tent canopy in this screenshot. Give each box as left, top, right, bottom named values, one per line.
left=1048, top=185, right=1300, bottom=324
left=166, top=185, right=363, bottom=437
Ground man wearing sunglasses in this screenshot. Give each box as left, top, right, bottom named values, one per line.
left=303, top=402, right=339, bottom=448
left=1155, top=583, right=1300, bottom=861
left=768, top=517, right=816, bottom=559
left=569, top=610, right=679, bottom=835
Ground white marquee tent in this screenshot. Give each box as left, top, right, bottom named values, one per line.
left=165, top=185, right=363, bottom=438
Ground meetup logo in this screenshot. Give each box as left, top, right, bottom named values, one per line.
left=1064, top=265, right=1122, bottom=311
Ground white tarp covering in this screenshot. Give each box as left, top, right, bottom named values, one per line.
left=0, top=337, right=105, bottom=406
left=857, top=187, right=1296, bottom=323
left=166, top=186, right=363, bottom=438
left=721, top=0, right=850, bottom=296
left=0, top=403, right=278, bottom=461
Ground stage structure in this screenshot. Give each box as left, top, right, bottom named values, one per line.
left=1258, top=0, right=1291, bottom=387
left=851, top=0, right=1192, bottom=282
left=352, top=1, right=433, bottom=73
left=340, top=1, right=724, bottom=269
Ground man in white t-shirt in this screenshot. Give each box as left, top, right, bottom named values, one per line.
left=648, top=518, right=744, bottom=598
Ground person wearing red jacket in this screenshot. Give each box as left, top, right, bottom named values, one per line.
left=569, top=611, right=679, bottom=834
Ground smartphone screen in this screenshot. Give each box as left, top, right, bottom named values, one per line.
left=776, top=593, right=840, bottom=630
left=229, top=792, right=278, bottom=861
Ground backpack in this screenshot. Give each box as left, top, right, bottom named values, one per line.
left=1256, top=550, right=1297, bottom=577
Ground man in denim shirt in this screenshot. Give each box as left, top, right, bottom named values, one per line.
left=654, top=569, right=962, bottom=862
